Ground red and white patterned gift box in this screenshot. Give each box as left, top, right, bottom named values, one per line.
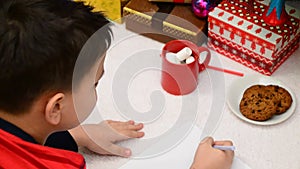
left=208, top=0, right=300, bottom=75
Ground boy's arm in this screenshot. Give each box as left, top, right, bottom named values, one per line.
left=190, top=137, right=234, bottom=169
left=69, top=120, right=144, bottom=157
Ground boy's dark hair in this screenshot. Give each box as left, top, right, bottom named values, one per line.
left=0, top=0, right=112, bottom=114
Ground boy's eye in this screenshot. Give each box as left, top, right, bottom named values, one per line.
left=95, top=71, right=104, bottom=88
left=94, top=81, right=99, bottom=87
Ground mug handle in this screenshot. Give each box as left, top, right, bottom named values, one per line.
left=198, top=47, right=211, bottom=72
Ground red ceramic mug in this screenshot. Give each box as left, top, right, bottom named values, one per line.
left=161, top=40, right=211, bottom=95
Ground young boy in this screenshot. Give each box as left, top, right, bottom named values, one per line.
left=0, top=0, right=234, bottom=168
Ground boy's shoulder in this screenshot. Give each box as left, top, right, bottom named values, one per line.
left=0, top=129, right=85, bottom=169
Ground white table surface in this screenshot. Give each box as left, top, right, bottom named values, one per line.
left=81, top=21, right=300, bottom=169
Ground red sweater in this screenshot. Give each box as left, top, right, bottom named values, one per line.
left=0, top=129, right=86, bottom=169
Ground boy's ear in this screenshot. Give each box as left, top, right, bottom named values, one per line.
left=45, top=93, right=65, bottom=125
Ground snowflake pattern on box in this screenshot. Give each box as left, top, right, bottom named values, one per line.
left=208, top=32, right=300, bottom=75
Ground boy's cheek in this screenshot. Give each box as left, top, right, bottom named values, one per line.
left=73, top=88, right=97, bottom=123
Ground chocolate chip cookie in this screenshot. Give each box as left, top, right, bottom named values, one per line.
left=239, top=84, right=293, bottom=122
left=239, top=85, right=277, bottom=121
left=265, top=85, right=293, bottom=115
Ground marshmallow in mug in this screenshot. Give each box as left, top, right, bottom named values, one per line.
left=165, top=47, right=195, bottom=64
left=185, top=56, right=195, bottom=64
left=176, top=47, right=192, bottom=61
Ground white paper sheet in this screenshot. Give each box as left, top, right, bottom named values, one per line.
left=119, top=126, right=251, bottom=169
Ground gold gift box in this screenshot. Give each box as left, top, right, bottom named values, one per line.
left=74, top=0, right=130, bottom=22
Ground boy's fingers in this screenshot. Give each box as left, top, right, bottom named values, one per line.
left=123, top=130, right=145, bottom=139
left=106, top=120, right=144, bottom=131
left=200, top=137, right=214, bottom=145
left=106, top=120, right=113, bottom=124
left=106, top=121, right=127, bottom=130
left=109, top=121, right=140, bottom=128
left=115, top=122, right=144, bottom=131
left=106, top=120, right=120, bottom=123
left=213, top=140, right=235, bottom=156
left=214, top=140, right=233, bottom=146
left=110, top=130, right=144, bottom=140
left=124, top=130, right=145, bottom=138
left=137, top=131, right=145, bottom=138
left=109, top=120, right=135, bottom=126
left=127, top=120, right=135, bottom=125
left=126, top=123, right=144, bottom=131
left=107, top=144, right=132, bottom=158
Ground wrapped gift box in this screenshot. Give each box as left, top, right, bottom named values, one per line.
left=123, top=0, right=207, bottom=45
left=74, top=0, right=130, bottom=22
left=208, top=0, right=300, bottom=75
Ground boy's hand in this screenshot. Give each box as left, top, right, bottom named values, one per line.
left=190, top=137, right=234, bottom=169
left=69, top=120, right=144, bottom=157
